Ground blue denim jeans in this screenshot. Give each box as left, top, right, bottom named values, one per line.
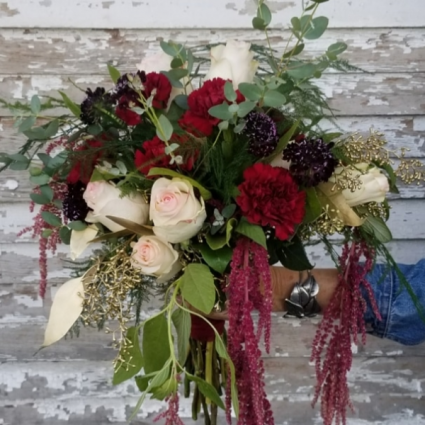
left=364, top=259, right=425, bottom=345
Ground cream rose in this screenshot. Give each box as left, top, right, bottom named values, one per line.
left=83, top=181, right=149, bottom=232
left=131, top=235, right=181, bottom=283
left=332, top=163, right=390, bottom=207
left=137, top=51, right=192, bottom=107
left=204, top=40, right=259, bottom=89
left=150, top=178, right=206, bottom=243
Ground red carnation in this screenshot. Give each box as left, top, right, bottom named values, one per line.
left=179, top=77, right=244, bottom=137
left=134, top=134, right=198, bottom=175
left=67, top=139, right=103, bottom=184
left=143, top=72, right=172, bottom=110
left=236, top=162, right=306, bottom=240
left=115, top=95, right=142, bottom=126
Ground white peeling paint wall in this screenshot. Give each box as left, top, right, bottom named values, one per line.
left=0, top=1, right=424, bottom=424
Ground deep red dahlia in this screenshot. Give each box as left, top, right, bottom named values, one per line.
left=144, top=72, right=172, bottom=109
left=67, top=139, right=104, bottom=184
left=179, top=78, right=244, bottom=137
left=236, top=162, right=306, bottom=240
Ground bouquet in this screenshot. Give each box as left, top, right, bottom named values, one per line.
left=1, top=1, right=424, bottom=424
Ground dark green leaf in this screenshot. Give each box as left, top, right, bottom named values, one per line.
left=18, top=116, right=36, bottom=133
left=59, top=91, right=81, bottom=117
left=87, top=123, right=103, bottom=136
left=208, top=103, right=233, bottom=121
left=41, top=229, right=53, bottom=238
left=167, top=68, right=188, bottom=80
left=30, top=95, right=41, bottom=115
left=181, top=263, right=216, bottom=315
left=224, top=81, right=237, bottom=102
left=68, top=220, right=88, bottom=231
left=174, top=94, right=188, bottom=110
left=186, top=373, right=225, bottom=409
left=107, top=64, right=121, bottom=83
left=170, top=57, right=183, bottom=68
left=37, top=153, right=51, bottom=166
left=221, top=204, right=236, bottom=219
left=59, top=226, right=72, bottom=245
left=41, top=211, right=62, bottom=227
left=302, top=16, right=329, bottom=40
left=135, top=374, right=152, bottom=392
left=171, top=308, right=191, bottom=365
left=263, top=90, right=286, bottom=108
left=113, top=326, right=144, bottom=385
left=238, top=83, right=262, bottom=101
left=235, top=218, right=267, bottom=249
left=277, top=235, right=313, bottom=271
left=151, top=376, right=178, bottom=401
left=44, top=119, right=59, bottom=139
left=9, top=160, right=29, bottom=170
left=197, top=243, right=233, bottom=274
left=287, top=62, right=317, bottom=79
left=40, top=185, right=54, bottom=202
left=8, top=153, right=28, bottom=162
left=258, top=3, right=272, bottom=26
left=30, top=193, right=50, bottom=205
left=303, top=188, right=322, bottom=223
left=291, top=17, right=301, bottom=31
left=252, top=16, right=266, bottom=30
left=362, top=216, right=393, bottom=243
left=282, top=43, right=305, bottom=59
left=142, top=314, right=170, bottom=374
left=30, top=174, right=50, bottom=185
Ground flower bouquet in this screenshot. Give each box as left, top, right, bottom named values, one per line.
left=1, top=1, right=424, bottom=424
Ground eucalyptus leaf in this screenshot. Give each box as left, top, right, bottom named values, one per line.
left=208, top=103, right=233, bottom=121
left=302, top=16, right=329, bottom=40
left=30, top=193, right=50, bottom=205
left=224, top=81, right=237, bottom=102
left=156, top=115, right=174, bottom=142
left=282, top=43, right=305, bottom=59
left=327, top=42, right=348, bottom=58
left=174, top=94, right=188, bottom=110
left=30, top=95, right=41, bottom=115
left=59, top=226, right=72, bottom=245
left=41, top=211, right=62, bottom=227
left=237, top=101, right=256, bottom=118
left=68, top=220, right=88, bottom=231
left=287, top=63, right=317, bottom=80
left=263, top=90, right=286, bottom=108
left=40, top=185, right=54, bottom=202
left=258, top=3, right=272, bottom=26
left=18, top=116, right=36, bottom=133
left=252, top=16, right=266, bottom=30
left=238, top=83, right=262, bottom=101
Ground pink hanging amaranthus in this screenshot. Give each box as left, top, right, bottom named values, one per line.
left=154, top=392, right=185, bottom=425
left=311, top=239, right=382, bottom=425
left=225, top=237, right=274, bottom=425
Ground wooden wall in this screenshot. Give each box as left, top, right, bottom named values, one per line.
left=0, top=1, right=424, bottom=424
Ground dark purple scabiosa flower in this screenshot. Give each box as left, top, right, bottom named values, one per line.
left=113, top=70, right=146, bottom=101
left=63, top=181, right=90, bottom=222
left=243, top=112, right=279, bottom=157
left=283, top=137, right=338, bottom=187
left=80, top=87, right=113, bottom=125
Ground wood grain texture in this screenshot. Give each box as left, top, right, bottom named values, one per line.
left=1, top=28, right=425, bottom=74
left=1, top=0, right=425, bottom=29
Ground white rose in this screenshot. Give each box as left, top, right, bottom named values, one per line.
left=83, top=181, right=149, bottom=232
left=137, top=51, right=192, bottom=107
left=150, top=177, right=206, bottom=243
left=332, top=164, right=390, bottom=207
left=131, top=235, right=181, bottom=283
left=204, top=40, right=259, bottom=89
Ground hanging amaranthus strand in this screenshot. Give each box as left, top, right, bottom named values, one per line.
left=311, top=239, right=382, bottom=425
left=154, top=392, right=185, bottom=425
left=225, top=237, right=273, bottom=425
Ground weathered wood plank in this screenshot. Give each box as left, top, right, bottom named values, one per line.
left=1, top=73, right=424, bottom=117
left=1, top=239, right=425, bottom=285
left=1, top=28, right=425, bottom=75
left=0, top=357, right=423, bottom=424
left=1, top=0, right=425, bottom=29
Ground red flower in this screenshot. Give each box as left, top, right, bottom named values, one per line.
left=143, top=72, right=172, bottom=110
left=179, top=78, right=244, bottom=137
left=67, top=139, right=103, bottom=184
left=190, top=314, right=225, bottom=342
left=134, top=134, right=198, bottom=175
left=115, top=95, right=142, bottom=126
left=236, top=162, right=306, bottom=240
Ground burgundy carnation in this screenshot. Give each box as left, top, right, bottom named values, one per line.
left=67, top=139, right=104, bottom=184
left=143, top=72, right=172, bottom=110
left=115, top=95, right=142, bottom=126
left=179, top=78, right=244, bottom=137
left=236, top=162, right=306, bottom=240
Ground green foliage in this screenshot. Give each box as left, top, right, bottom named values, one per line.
left=235, top=218, right=267, bottom=249
left=197, top=243, right=233, bottom=274
left=186, top=372, right=225, bottom=409
left=361, top=216, right=393, bottom=244
left=142, top=314, right=170, bottom=373
left=275, top=235, right=314, bottom=271
left=171, top=308, right=191, bottom=365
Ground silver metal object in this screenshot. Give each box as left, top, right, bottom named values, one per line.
left=284, top=271, right=321, bottom=318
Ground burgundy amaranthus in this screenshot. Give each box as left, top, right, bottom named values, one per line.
left=311, top=239, right=382, bottom=425
left=225, top=237, right=274, bottom=425
left=154, top=392, right=185, bottom=425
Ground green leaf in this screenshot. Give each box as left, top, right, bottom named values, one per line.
left=30, top=95, right=41, bottom=115
left=291, top=17, right=301, bottom=31
left=302, top=16, right=329, bottom=40
left=208, top=103, right=233, bottom=121
left=148, top=167, right=212, bottom=200
left=18, top=116, right=36, bottom=133
left=59, top=226, right=72, bottom=245
left=160, top=40, right=181, bottom=58
left=170, top=57, right=183, bottom=68
left=41, top=211, right=62, bottom=227
left=224, top=81, right=237, bottom=102
left=40, top=185, right=54, bottom=202
left=9, top=160, right=29, bottom=171
left=107, top=64, right=121, bottom=84
left=181, top=264, right=215, bottom=315
left=42, top=229, right=53, bottom=238
left=263, top=90, right=286, bottom=108
left=197, top=244, right=233, bottom=274
left=287, top=62, right=317, bottom=79
left=277, top=235, right=313, bottom=271
left=167, top=68, right=188, bottom=81
left=174, top=94, right=188, bottom=110
left=258, top=3, right=272, bottom=26
left=68, top=220, right=88, bottom=231
left=312, top=0, right=329, bottom=3
left=376, top=162, right=399, bottom=194
left=282, top=43, right=305, bottom=59
left=238, top=83, right=262, bottom=101
left=30, top=174, right=50, bottom=185
left=218, top=120, right=229, bottom=131
left=30, top=193, right=50, bottom=205
left=303, top=188, right=322, bottom=223
left=186, top=373, right=225, bottom=409
left=362, top=216, right=393, bottom=243
left=172, top=308, right=191, bottom=365
left=222, top=204, right=236, bottom=219
left=59, top=91, right=81, bottom=117
left=37, top=153, right=51, bottom=166
left=326, top=42, right=348, bottom=59
left=113, top=327, right=144, bottom=385
left=143, top=314, right=170, bottom=374
left=8, top=153, right=28, bottom=162
left=252, top=16, right=266, bottom=30
left=235, top=218, right=267, bottom=249
left=152, top=376, right=178, bottom=401
left=156, top=115, right=174, bottom=142
left=44, top=119, right=59, bottom=139
left=237, top=101, right=257, bottom=118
